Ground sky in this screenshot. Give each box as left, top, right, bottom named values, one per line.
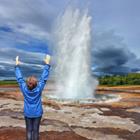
left=0, top=0, right=140, bottom=79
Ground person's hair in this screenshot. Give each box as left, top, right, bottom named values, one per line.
left=26, top=76, right=38, bottom=90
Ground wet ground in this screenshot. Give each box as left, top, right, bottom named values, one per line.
left=0, top=84, right=140, bottom=140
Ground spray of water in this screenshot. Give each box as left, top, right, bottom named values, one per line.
left=53, top=7, right=98, bottom=99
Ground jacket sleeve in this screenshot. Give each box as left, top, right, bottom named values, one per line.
left=15, top=66, right=26, bottom=92
left=38, top=64, right=51, bottom=92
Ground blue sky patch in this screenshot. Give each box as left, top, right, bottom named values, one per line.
left=0, top=26, right=13, bottom=33
left=16, top=39, right=50, bottom=54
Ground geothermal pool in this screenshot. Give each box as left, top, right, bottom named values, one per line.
left=46, top=91, right=121, bottom=104
left=46, top=94, right=121, bottom=104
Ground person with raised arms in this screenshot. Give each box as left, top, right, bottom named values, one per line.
left=15, top=55, right=51, bottom=140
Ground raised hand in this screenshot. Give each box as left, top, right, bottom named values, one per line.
left=44, top=54, right=51, bottom=64
left=16, top=56, right=20, bottom=65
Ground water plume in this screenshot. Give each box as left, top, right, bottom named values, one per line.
left=53, top=7, right=98, bottom=99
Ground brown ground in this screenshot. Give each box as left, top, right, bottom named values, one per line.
left=0, top=127, right=88, bottom=140
left=0, top=84, right=140, bottom=140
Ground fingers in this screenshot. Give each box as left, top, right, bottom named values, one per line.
left=16, top=56, right=19, bottom=61
left=16, top=56, right=20, bottom=65
left=46, top=54, right=51, bottom=61
left=44, top=54, right=51, bottom=64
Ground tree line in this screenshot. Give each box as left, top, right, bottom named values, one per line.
left=99, top=73, right=140, bottom=86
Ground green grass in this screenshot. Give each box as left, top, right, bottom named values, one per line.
left=0, top=80, right=18, bottom=85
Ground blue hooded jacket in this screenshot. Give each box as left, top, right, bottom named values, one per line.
left=15, top=64, right=50, bottom=118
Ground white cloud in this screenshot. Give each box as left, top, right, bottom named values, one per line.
left=0, top=0, right=57, bottom=40
left=0, top=46, right=46, bottom=78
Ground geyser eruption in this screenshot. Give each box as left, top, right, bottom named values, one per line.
left=53, top=8, right=98, bottom=99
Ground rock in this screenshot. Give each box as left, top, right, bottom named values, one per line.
left=42, top=98, right=61, bottom=110
left=73, top=127, right=124, bottom=140
left=100, top=108, right=110, bottom=111
left=126, top=107, right=140, bottom=113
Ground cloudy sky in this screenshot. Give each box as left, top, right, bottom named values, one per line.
left=0, top=0, right=140, bottom=79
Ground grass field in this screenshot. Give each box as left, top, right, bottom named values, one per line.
left=0, top=80, right=18, bottom=85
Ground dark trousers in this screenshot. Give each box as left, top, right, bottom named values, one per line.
left=24, top=116, right=42, bottom=140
